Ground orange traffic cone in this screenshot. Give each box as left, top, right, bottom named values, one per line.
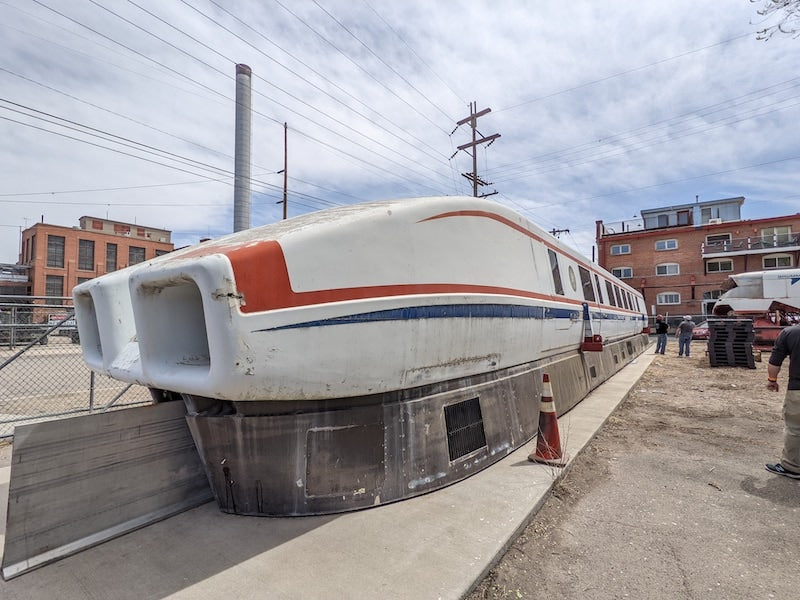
left=528, top=373, right=568, bottom=467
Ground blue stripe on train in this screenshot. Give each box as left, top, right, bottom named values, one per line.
left=256, top=303, right=634, bottom=332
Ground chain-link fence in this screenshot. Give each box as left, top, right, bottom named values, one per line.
left=0, top=296, right=153, bottom=439
left=647, top=313, right=709, bottom=334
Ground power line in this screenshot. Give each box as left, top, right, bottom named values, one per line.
left=185, top=0, right=450, bottom=165
left=30, top=0, right=235, bottom=106
left=496, top=31, right=754, bottom=113
left=552, top=154, right=800, bottom=206
left=0, top=179, right=231, bottom=198
left=493, top=93, right=800, bottom=185
left=363, top=0, right=465, bottom=105
left=310, top=0, right=455, bottom=124
left=92, top=0, right=452, bottom=190
left=22, top=1, right=449, bottom=196
left=272, top=0, right=450, bottom=135
left=488, top=75, right=800, bottom=178
left=0, top=99, right=232, bottom=177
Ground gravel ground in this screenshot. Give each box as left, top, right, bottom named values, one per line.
left=467, top=339, right=799, bottom=600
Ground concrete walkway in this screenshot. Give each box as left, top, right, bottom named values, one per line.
left=0, top=353, right=654, bottom=600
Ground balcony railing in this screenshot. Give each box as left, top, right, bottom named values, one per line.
left=701, top=234, right=800, bottom=256
left=599, top=219, right=645, bottom=235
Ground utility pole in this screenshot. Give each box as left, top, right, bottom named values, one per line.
left=277, top=122, right=288, bottom=220
left=549, top=228, right=570, bottom=238
left=453, top=101, right=500, bottom=197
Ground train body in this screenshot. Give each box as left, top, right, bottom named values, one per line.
left=75, top=196, right=646, bottom=400
left=713, top=268, right=800, bottom=347
left=73, top=196, right=649, bottom=516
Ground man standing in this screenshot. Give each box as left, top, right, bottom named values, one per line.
left=654, top=315, right=668, bottom=354
left=675, top=315, right=695, bottom=357
left=766, top=324, right=800, bottom=479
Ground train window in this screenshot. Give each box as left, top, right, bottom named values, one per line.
left=605, top=280, right=616, bottom=306
left=621, top=290, right=630, bottom=310
left=594, top=274, right=604, bottom=304
left=578, top=266, right=595, bottom=302
left=568, top=266, right=577, bottom=291
left=626, top=291, right=633, bottom=310
left=614, top=285, right=623, bottom=308
left=547, top=249, right=564, bottom=295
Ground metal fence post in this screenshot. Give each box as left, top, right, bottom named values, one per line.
left=89, top=371, right=95, bottom=413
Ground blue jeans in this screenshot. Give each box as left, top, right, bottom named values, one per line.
left=655, top=333, right=667, bottom=354
left=678, top=335, right=691, bottom=356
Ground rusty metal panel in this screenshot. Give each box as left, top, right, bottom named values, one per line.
left=2, top=401, right=212, bottom=580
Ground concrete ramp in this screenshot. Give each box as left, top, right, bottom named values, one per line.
left=1, top=401, right=212, bottom=580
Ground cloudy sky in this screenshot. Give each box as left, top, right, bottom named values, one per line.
left=1, top=0, right=799, bottom=265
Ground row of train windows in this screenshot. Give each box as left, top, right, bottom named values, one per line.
left=547, top=249, right=642, bottom=312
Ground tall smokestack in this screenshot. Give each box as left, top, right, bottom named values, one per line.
left=233, top=64, right=252, bottom=232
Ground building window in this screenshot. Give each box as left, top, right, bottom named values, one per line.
left=106, top=243, right=118, bottom=272
left=656, top=292, right=680, bottom=305
left=47, top=235, right=65, bottom=268
left=610, top=244, right=630, bottom=256
left=31, top=234, right=36, bottom=260
left=677, top=210, right=690, bottom=226
left=706, top=259, right=733, bottom=273
left=45, top=275, right=63, bottom=297
left=763, top=254, right=792, bottom=269
left=578, top=266, right=595, bottom=301
left=78, top=239, right=95, bottom=271
left=656, top=263, right=679, bottom=276
left=655, top=239, right=677, bottom=251
left=129, top=246, right=146, bottom=265
left=77, top=277, right=92, bottom=285
left=547, top=249, right=564, bottom=295
left=761, top=226, right=791, bottom=247
left=657, top=214, right=669, bottom=227
left=611, top=267, right=633, bottom=279
left=155, top=249, right=169, bottom=257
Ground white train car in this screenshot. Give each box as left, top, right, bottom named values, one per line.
left=73, top=196, right=649, bottom=515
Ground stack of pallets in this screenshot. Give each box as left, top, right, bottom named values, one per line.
left=707, top=318, right=756, bottom=369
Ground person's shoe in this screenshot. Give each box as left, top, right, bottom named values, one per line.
left=765, top=463, right=800, bottom=479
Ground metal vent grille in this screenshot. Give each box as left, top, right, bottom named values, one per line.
left=444, top=397, right=487, bottom=461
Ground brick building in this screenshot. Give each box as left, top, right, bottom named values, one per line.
left=18, top=216, right=173, bottom=298
left=596, top=197, right=800, bottom=320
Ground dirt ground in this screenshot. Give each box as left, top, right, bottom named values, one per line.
left=467, top=338, right=799, bottom=600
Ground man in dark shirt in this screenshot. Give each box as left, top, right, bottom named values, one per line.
left=654, top=315, right=668, bottom=355
left=766, top=324, right=800, bottom=479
